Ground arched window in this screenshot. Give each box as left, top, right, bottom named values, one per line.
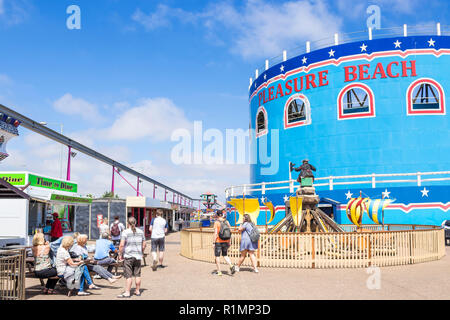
left=337, top=83, right=375, bottom=120
left=407, top=78, right=445, bottom=115
left=256, top=106, right=268, bottom=137
left=284, top=94, right=311, bottom=128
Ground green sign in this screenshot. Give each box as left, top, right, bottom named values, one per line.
left=29, top=174, right=77, bottom=193
left=0, top=173, right=26, bottom=185
left=50, top=194, right=92, bottom=204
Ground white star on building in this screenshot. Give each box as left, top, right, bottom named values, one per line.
left=382, top=189, right=391, bottom=199
left=394, top=40, right=402, bottom=48
left=283, top=195, right=289, bottom=202
left=328, top=49, right=335, bottom=57
left=280, top=65, right=285, bottom=72
left=420, top=187, right=430, bottom=197
left=428, top=38, right=436, bottom=47
left=360, top=43, right=368, bottom=52
left=345, top=190, right=353, bottom=199
left=302, top=56, right=307, bottom=64
left=263, top=74, right=267, bottom=80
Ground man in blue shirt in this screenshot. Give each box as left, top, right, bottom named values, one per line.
left=94, top=232, right=118, bottom=273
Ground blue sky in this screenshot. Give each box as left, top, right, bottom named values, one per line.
left=0, top=0, right=448, bottom=201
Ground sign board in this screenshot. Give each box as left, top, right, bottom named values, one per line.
left=0, top=172, right=78, bottom=193
left=29, top=174, right=77, bottom=193
left=0, top=173, right=26, bottom=186
left=97, top=214, right=103, bottom=228
left=50, top=194, right=92, bottom=204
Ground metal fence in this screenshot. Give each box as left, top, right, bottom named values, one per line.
left=251, top=23, right=448, bottom=85
left=0, top=248, right=26, bottom=300
left=180, top=226, right=445, bottom=269
left=225, top=170, right=450, bottom=197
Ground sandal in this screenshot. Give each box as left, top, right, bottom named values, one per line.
left=77, top=291, right=91, bottom=296
left=117, top=292, right=131, bottom=298
left=135, top=292, right=141, bottom=296
left=47, top=289, right=56, bottom=294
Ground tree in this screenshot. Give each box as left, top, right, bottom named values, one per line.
left=102, top=191, right=119, bottom=199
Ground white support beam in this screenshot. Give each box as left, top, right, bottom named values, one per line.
left=403, top=24, right=407, bottom=37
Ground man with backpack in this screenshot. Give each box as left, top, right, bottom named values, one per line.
left=110, top=216, right=125, bottom=246
left=213, top=211, right=236, bottom=276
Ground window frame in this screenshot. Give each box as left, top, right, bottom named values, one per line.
left=284, top=94, right=311, bottom=129
left=337, top=82, right=375, bottom=120
left=255, top=106, right=268, bottom=138
left=406, top=78, right=446, bottom=115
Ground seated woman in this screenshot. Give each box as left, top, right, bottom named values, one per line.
left=32, top=233, right=59, bottom=294
left=71, top=234, right=121, bottom=284
left=55, top=236, right=100, bottom=296
left=94, top=232, right=118, bottom=274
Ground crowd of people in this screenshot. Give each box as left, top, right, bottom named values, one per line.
left=32, top=208, right=260, bottom=298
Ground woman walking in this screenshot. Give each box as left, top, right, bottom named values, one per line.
left=236, top=214, right=259, bottom=273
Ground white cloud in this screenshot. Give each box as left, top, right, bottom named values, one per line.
left=53, top=93, right=105, bottom=122
left=0, top=0, right=31, bottom=26
left=132, top=0, right=343, bottom=59
left=101, top=97, right=192, bottom=142
left=132, top=4, right=197, bottom=31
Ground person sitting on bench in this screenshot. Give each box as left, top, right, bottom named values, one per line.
left=70, top=234, right=121, bottom=284
left=32, top=233, right=59, bottom=294
left=94, top=232, right=118, bottom=274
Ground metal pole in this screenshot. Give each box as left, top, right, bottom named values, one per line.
left=136, top=177, right=140, bottom=196
left=111, top=166, right=115, bottom=196
left=60, top=124, right=63, bottom=179
left=66, top=146, right=71, bottom=181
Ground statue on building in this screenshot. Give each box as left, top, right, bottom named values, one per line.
left=291, top=159, right=316, bottom=183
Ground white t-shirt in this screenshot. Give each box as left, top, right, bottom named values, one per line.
left=99, top=223, right=109, bottom=238
left=121, top=228, right=145, bottom=260
left=151, top=216, right=168, bottom=239
left=55, top=247, right=71, bottom=276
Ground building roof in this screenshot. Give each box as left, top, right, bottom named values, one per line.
left=0, top=178, right=30, bottom=199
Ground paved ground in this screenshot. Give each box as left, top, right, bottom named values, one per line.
left=25, top=232, right=450, bottom=300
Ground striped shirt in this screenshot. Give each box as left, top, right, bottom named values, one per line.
left=121, top=228, right=145, bottom=260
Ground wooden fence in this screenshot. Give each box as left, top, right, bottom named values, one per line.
left=0, top=248, right=26, bottom=300
left=180, top=225, right=445, bottom=268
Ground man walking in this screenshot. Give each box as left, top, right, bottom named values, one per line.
left=110, top=216, right=125, bottom=246
left=149, top=209, right=168, bottom=271
left=117, top=217, right=146, bottom=298
left=50, top=212, right=63, bottom=242
left=213, top=211, right=236, bottom=276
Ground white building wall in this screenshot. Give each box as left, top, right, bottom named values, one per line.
left=0, top=199, right=29, bottom=244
